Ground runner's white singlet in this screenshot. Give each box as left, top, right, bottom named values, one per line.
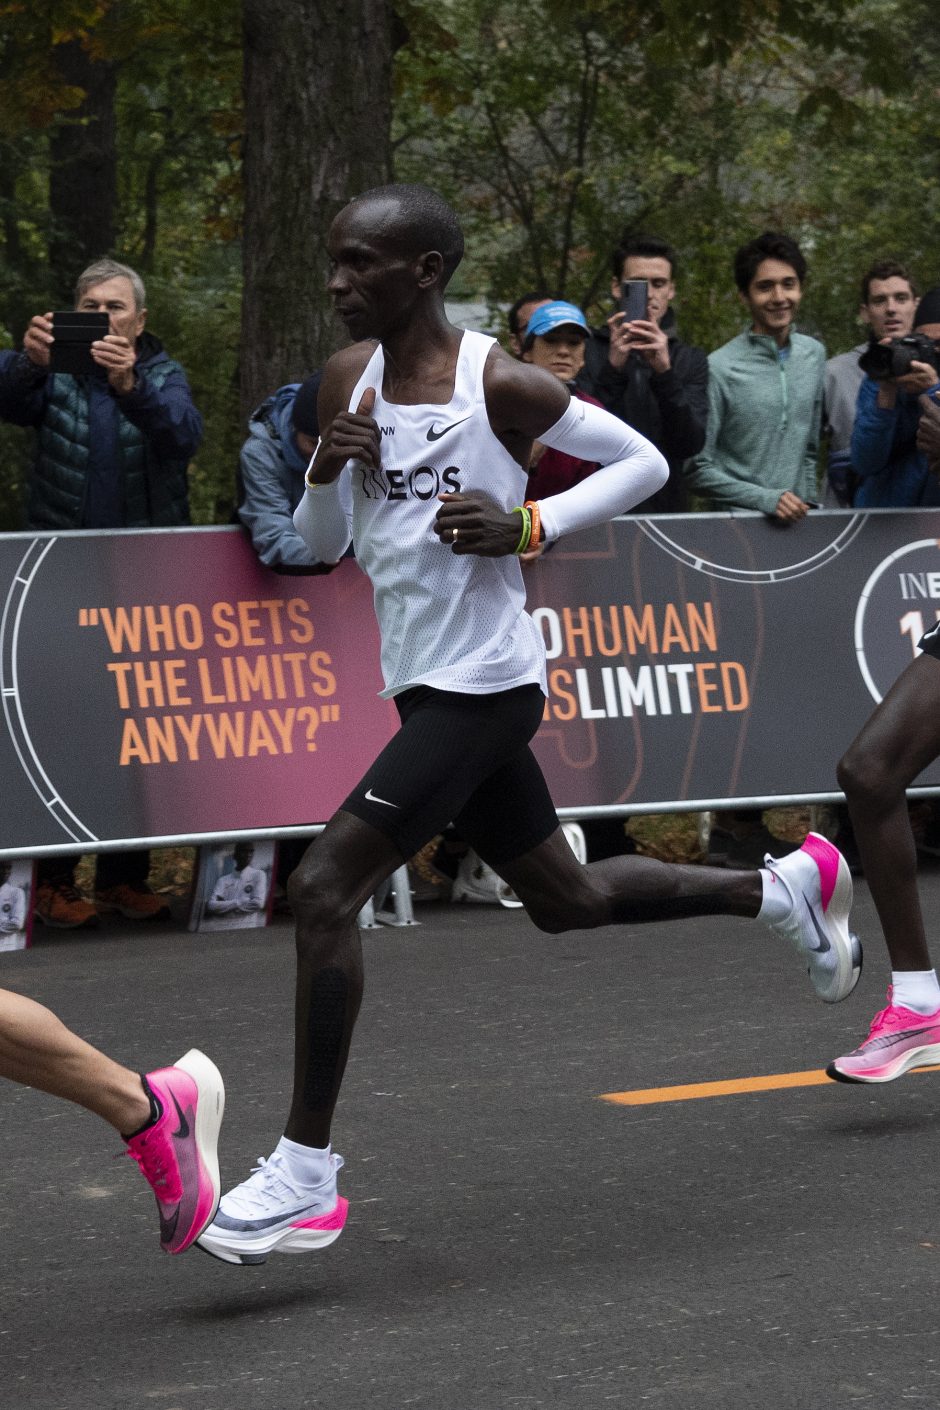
left=345, top=330, right=546, bottom=699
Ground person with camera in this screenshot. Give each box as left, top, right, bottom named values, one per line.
left=0, top=258, right=203, bottom=929
left=823, top=261, right=917, bottom=507
left=849, top=286, right=940, bottom=507
left=579, top=233, right=707, bottom=513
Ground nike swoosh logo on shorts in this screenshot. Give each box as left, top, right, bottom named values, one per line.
left=365, top=788, right=400, bottom=809
left=426, top=416, right=471, bottom=442
left=803, top=893, right=831, bottom=952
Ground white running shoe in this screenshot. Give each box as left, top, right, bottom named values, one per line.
left=198, top=1149, right=346, bottom=1265
left=561, top=821, right=588, bottom=864
left=762, top=832, right=862, bottom=1003
left=451, top=851, right=503, bottom=904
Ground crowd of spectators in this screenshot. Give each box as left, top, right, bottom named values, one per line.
left=4, top=229, right=940, bottom=920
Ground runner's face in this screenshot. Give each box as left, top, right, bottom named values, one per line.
left=327, top=201, right=421, bottom=340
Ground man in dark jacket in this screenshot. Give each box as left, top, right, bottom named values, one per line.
left=579, top=233, right=707, bottom=513
left=238, top=373, right=349, bottom=574
left=0, top=258, right=203, bottom=927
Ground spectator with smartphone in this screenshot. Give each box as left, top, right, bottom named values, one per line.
left=579, top=233, right=708, bottom=513
left=0, top=258, right=203, bottom=929
left=685, top=231, right=823, bottom=521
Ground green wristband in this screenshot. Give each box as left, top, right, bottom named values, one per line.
left=512, top=505, right=532, bottom=555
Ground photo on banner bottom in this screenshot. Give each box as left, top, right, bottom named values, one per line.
left=0, top=859, right=35, bottom=951
left=188, top=840, right=275, bottom=933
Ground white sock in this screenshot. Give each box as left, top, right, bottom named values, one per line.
left=891, top=970, right=940, bottom=1014
left=758, top=866, right=795, bottom=925
left=275, top=1135, right=332, bottom=1188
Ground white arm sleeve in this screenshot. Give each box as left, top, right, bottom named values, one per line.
left=535, top=399, right=669, bottom=543
left=292, top=455, right=354, bottom=562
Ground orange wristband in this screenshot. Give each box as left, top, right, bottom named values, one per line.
left=524, top=499, right=541, bottom=550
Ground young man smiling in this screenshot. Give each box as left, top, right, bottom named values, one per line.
left=685, top=231, right=824, bottom=521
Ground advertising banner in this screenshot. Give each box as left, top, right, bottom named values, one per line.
left=527, top=509, right=940, bottom=808
left=1, top=512, right=938, bottom=857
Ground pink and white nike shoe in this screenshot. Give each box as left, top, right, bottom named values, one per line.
left=762, top=832, right=862, bottom=1004
left=126, top=1049, right=225, bottom=1254
left=198, top=1150, right=347, bottom=1265
left=828, top=988, right=940, bottom=1083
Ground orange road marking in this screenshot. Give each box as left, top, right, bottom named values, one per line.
left=601, top=1065, right=940, bottom=1106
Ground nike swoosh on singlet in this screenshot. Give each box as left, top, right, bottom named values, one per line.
left=365, top=788, right=400, bottom=809
left=426, top=416, right=472, bottom=442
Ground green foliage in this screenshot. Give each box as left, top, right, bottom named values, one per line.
left=0, top=0, right=242, bottom=525
left=2, top=0, right=940, bottom=530
left=393, top=0, right=940, bottom=362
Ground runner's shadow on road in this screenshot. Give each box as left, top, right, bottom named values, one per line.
left=175, top=1279, right=356, bottom=1322
left=821, top=1109, right=940, bottom=1138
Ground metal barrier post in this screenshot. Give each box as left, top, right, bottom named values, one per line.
left=357, top=896, right=380, bottom=929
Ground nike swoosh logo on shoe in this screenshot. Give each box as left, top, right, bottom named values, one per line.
left=864, top=1025, right=938, bottom=1052
left=171, top=1092, right=190, bottom=1139
left=160, top=1206, right=181, bottom=1244
left=426, top=416, right=471, bottom=442
left=802, top=893, right=831, bottom=953
left=212, top=1204, right=329, bottom=1232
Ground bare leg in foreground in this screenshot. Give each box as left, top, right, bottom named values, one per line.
left=0, top=987, right=225, bottom=1253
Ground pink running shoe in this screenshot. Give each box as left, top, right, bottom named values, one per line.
left=827, top=988, right=940, bottom=1083
left=125, top=1049, right=225, bottom=1254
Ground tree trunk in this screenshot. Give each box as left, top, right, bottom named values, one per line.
left=240, top=0, right=393, bottom=417
left=48, top=40, right=117, bottom=302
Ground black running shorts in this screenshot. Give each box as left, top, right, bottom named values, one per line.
left=339, top=683, right=559, bottom=865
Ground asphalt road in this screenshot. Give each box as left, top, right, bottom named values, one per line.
left=3, top=868, right=940, bottom=1410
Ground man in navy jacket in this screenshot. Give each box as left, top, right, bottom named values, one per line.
left=0, top=258, right=202, bottom=927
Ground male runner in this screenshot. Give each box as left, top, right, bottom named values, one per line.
left=198, top=185, right=861, bottom=1265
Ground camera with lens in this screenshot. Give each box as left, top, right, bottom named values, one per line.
left=858, top=332, right=940, bottom=381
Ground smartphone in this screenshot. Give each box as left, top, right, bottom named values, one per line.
left=619, top=279, right=648, bottom=322
left=50, top=311, right=109, bottom=374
